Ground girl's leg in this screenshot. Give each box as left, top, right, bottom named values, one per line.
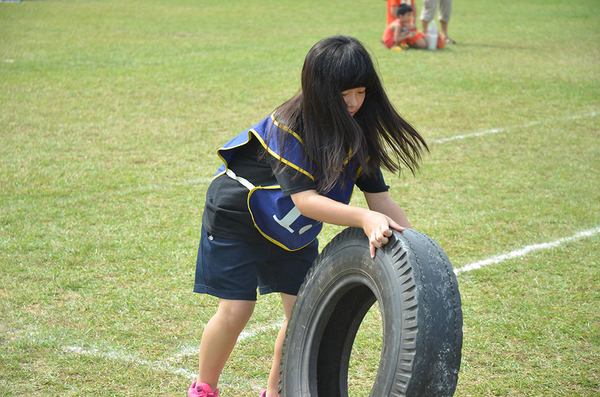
left=266, top=293, right=297, bottom=397
left=197, top=298, right=256, bottom=389
left=412, top=37, right=428, bottom=49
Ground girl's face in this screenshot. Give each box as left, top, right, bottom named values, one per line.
left=341, top=87, right=366, bottom=117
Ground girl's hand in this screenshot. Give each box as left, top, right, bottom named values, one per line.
left=362, top=211, right=405, bottom=259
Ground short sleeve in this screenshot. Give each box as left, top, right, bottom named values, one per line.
left=356, top=168, right=390, bottom=193
left=270, top=157, right=317, bottom=196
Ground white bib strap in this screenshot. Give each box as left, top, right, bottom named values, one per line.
left=226, top=168, right=255, bottom=190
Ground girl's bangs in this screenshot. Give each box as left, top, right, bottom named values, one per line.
left=336, top=50, right=377, bottom=91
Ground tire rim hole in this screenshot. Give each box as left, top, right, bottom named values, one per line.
left=348, top=301, right=382, bottom=396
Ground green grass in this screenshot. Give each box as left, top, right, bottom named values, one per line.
left=1, top=0, right=599, bottom=395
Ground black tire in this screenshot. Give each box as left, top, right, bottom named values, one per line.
left=279, top=227, right=462, bottom=397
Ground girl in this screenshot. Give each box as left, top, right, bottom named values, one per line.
left=189, top=35, right=428, bottom=397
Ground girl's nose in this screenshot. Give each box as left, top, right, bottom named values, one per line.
left=345, top=94, right=357, bottom=107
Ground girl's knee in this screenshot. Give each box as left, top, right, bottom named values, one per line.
left=217, top=300, right=255, bottom=327
left=414, top=38, right=428, bottom=49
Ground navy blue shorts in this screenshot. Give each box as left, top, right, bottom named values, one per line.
left=194, top=226, right=319, bottom=301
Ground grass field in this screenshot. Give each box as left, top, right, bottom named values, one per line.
left=1, top=0, right=599, bottom=396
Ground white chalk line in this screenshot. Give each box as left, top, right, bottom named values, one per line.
left=429, top=111, right=598, bottom=144
left=237, top=319, right=284, bottom=342
left=132, top=111, right=599, bottom=193
left=61, top=320, right=285, bottom=382
left=59, top=227, right=600, bottom=380
left=454, top=226, right=600, bottom=275
left=61, top=344, right=263, bottom=390
left=62, top=345, right=198, bottom=379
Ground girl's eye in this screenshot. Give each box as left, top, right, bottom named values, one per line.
left=341, top=88, right=366, bottom=96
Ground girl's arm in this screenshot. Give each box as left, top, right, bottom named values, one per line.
left=363, top=191, right=411, bottom=229
left=393, top=24, right=412, bottom=46
left=291, top=190, right=404, bottom=258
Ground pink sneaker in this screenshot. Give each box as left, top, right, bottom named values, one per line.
left=260, top=391, right=279, bottom=397
left=189, top=381, right=219, bottom=397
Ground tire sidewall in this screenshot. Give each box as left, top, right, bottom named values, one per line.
left=281, top=230, right=408, bottom=396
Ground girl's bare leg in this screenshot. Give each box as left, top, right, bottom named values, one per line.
left=266, top=293, right=297, bottom=397
left=197, top=299, right=255, bottom=389
left=413, top=37, right=428, bottom=49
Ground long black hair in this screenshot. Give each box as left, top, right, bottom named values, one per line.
left=272, top=35, right=428, bottom=194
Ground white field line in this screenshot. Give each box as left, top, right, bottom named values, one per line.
left=62, top=345, right=260, bottom=390
left=62, top=345, right=198, bottom=379
left=454, top=227, right=600, bottom=275
left=430, top=111, right=598, bottom=144
left=61, top=320, right=285, bottom=380
left=61, top=227, right=600, bottom=380
left=140, top=112, right=599, bottom=192
left=237, top=319, right=284, bottom=342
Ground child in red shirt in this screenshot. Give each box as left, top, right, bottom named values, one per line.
left=383, top=4, right=427, bottom=49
